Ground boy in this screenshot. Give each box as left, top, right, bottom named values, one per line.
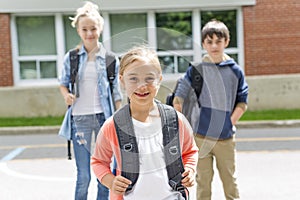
left=173, top=19, right=249, bottom=200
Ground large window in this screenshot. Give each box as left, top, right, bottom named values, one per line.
left=156, top=12, right=192, bottom=50
left=63, top=15, right=81, bottom=52
left=110, top=13, right=147, bottom=53
left=16, top=16, right=57, bottom=80
left=156, top=11, right=193, bottom=74
left=12, top=8, right=242, bottom=85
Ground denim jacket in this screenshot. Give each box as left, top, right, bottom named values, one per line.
left=60, top=43, right=122, bottom=120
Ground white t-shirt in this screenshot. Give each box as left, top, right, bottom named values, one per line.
left=72, top=61, right=103, bottom=115
left=124, top=110, right=184, bottom=200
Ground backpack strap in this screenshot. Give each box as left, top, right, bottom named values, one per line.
left=190, top=62, right=203, bottom=107
left=190, top=62, right=203, bottom=99
left=166, top=62, right=203, bottom=108
left=113, top=101, right=187, bottom=199
left=67, top=48, right=79, bottom=160
left=165, top=79, right=180, bottom=107
left=105, top=51, right=116, bottom=86
left=157, top=103, right=187, bottom=199
left=113, top=104, right=140, bottom=193
left=67, top=140, right=72, bottom=160
left=105, top=51, right=117, bottom=110
left=69, top=48, right=79, bottom=98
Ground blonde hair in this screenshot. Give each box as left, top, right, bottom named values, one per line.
left=70, top=1, right=104, bottom=30
left=120, top=46, right=162, bottom=76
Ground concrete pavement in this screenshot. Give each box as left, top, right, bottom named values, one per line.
left=1, top=151, right=300, bottom=200
left=1, top=121, right=300, bottom=199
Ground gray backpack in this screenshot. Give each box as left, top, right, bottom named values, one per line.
left=113, top=101, right=188, bottom=199
left=166, top=62, right=203, bottom=132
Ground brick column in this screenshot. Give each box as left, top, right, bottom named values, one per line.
left=243, top=0, right=300, bottom=75
left=0, top=14, right=13, bottom=86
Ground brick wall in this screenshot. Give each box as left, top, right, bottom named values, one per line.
left=243, top=0, right=300, bottom=75
left=0, top=14, right=13, bottom=86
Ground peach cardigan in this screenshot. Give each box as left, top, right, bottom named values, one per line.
left=91, top=112, right=198, bottom=200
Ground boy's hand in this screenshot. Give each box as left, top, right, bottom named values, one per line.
left=181, top=168, right=195, bottom=188
left=173, top=96, right=184, bottom=112
left=111, top=175, right=132, bottom=195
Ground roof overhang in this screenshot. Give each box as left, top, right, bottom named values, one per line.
left=0, top=0, right=256, bottom=13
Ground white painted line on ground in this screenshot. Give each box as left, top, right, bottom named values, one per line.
left=236, top=137, right=300, bottom=142
left=0, top=147, right=25, bottom=162
left=0, top=147, right=73, bottom=182
left=0, top=144, right=66, bottom=150
left=0, top=162, right=73, bottom=182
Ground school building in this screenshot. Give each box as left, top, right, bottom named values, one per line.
left=0, top=0, right=299, bottom=117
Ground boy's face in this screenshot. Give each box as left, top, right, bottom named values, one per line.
left=202, top=34, right=229, bottom=63
left=120, top=60, right=162, bottom=106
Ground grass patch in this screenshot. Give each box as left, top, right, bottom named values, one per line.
left=0, top=116, right=64, bottom=127
left=0, top=109, right=299, bottom=127
left=240, top=109, right=300, bottom=121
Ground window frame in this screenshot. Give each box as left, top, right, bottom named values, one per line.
left=11, top=13, right=65, bottom=86
left=11, top=7, right=244, bottom=86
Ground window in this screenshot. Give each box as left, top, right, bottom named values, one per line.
left=17, top=16, right=56, bottom=55
left=19, top=61, right=57, bottom=79
left=156, top=12, right=192, bottom=50
left=16, top=16, right=57, bottom=80
left=159, top=55, right=193, bottom=74
left=110, top=13, right=147, bottom=53
left=156, top=11, right=193, bottom=74
left=63, top=15, right=81, bottom=52
left=12, top=8, right=242, bottom=86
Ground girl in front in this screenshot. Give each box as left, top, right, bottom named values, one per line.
left=91, top=46, right=198, bottom=200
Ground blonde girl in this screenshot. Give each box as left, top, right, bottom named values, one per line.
left=59, top=2, right=122, bottom=199
left=91, top=46, right=198, bottom=200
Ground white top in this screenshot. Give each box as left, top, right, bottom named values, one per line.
left=72, top=61, right=103, bottom=115
left=124, top=109, right=184, bottom=200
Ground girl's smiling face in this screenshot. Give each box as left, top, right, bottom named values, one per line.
left=77, top=16, right=101, bottom=47
left=120, top=59, right=162, bottom=107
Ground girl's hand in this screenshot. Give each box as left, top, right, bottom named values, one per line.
left=181, top=168, right=195, bottom=188
left=64, top=93, right=76, bottom=106
left=111, top=175, right=132, bottom=195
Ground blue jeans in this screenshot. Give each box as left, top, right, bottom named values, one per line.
left=72, top=113, right=109, bottom=200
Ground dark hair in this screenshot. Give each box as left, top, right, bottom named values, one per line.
left=201, top=19, right=230, bottom=43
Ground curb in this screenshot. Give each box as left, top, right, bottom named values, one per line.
left=236, top=120, right=300, bottom=129
left=0, top=126, right=60, bottom=135
left=1, top=120, right=300, bottom=136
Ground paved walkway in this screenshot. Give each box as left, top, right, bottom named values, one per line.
left=1, top=151, right=300, bottom=200
left=1, top=120, right=300, bottom=199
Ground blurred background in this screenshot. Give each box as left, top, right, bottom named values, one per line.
left=0, top=0, right=299, bottom=118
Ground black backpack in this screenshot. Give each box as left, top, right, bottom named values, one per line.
left=113, top=101, right=188, bottom=199
left=69, top=48, right=116, bottom=99
left=166, top=62, right=203, bottom=132
left=67, top=48, right=117, bottom=160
